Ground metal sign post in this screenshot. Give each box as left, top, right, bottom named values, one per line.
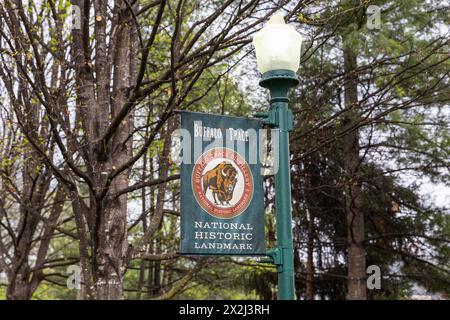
left=255, top=69, right=299, bottom=300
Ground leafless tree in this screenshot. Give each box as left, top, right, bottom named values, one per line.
left=0, top=0, right=309, bottom=299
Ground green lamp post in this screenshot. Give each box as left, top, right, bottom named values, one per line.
left=253, top=13, right=303, bottom=300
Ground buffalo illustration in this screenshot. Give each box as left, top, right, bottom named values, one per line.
left=202, top=161, right=238, bottom=206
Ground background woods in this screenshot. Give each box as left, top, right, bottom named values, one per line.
left=0, top=0, right=449, bottom=300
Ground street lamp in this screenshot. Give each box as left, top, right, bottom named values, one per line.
left=253, top=13, right=302, bottom=300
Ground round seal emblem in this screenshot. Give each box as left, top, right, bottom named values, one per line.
left=192, top=148, right=254, bottom=219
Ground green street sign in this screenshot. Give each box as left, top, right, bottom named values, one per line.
left=179, top=111, right=265, bottom=256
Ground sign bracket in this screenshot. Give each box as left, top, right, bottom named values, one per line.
left=259, top=247, right=284, bottom=272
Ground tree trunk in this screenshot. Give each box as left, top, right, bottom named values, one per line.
left=305, top=211, right=315, bottom=300
left=94, top=2, right=137, bottom=299
left=69, top=0, right=139, bottom=299
left=343, top=41, right=366, bottom=300
left=136, top=147, right=149, bottom=300
left=7, top=263, right=32, bottom=300
left=7, top=88, right=49, bottom=299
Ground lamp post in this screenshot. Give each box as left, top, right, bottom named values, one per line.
left=253, top=13, right=302, bottom=300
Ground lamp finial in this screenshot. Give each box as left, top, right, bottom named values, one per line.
left=268, top=13, right=285, bottom=25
